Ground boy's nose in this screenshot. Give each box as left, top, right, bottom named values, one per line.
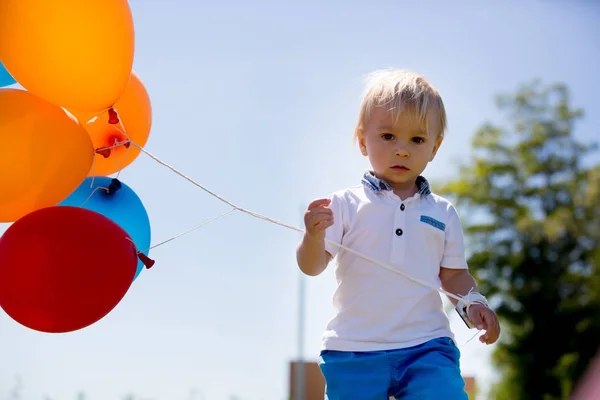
left=394, top=147, right=410, bottom=157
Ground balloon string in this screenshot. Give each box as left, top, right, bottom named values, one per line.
left=113, top=138, right=132, bottom=180
left=112, top=112, right=132, bottom=178
left=89, top=153, right=98, bottom=188
left=137, top=208, right=237, bottom=253
left=122, top=137, right=464, bottom=303
left=79, top=186, right=110, bottom=207
left=84, top=127, right=483, bottom=347
left=459, top=329, right=483, bottom=347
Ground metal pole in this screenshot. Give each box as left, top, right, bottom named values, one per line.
left=294, top=206, right=306, bottom=400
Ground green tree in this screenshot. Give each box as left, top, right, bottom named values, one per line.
left=439, top=81, right=600, bottom=399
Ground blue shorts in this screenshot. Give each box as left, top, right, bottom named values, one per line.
left=318, top=337, right=468, bottom=400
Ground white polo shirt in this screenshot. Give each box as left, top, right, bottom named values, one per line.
left=322, top=171, right=468, bottom=352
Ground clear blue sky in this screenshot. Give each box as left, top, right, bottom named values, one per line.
left=1, top=1, right=599, bottom=399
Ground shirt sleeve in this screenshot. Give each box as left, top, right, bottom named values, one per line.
left=324, top=192, right=345, bottom=258
left=441, top=204, right=468, bottom=269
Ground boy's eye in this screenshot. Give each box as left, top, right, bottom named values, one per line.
left=382, top=133, right=394, bottom=140
left=412, top=137, right=426, bottom=144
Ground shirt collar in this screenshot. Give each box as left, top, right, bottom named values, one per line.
left=361, top=170, right=431, bottom=196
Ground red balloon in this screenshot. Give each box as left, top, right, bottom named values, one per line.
left=0, top=206, right=138, bottom=333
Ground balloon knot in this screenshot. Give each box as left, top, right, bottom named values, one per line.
left=106, top=178, right=122, bottom=195
left=137, top=252, right=155, bottom=269
left=95, top=147, right=111, bottom=158
left=108, top=107, right=120, bottom=125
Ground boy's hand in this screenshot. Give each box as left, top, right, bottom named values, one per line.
left=304, top=198, right=334, bottom=237
left=468, top=304, right=500, bottom=345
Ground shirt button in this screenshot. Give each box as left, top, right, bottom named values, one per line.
left=395, top=228, right=403, bottom=236
left=400, top=204, right=405, bottom=211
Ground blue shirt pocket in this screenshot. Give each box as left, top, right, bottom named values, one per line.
left=420, top=215, right=446, bottom=232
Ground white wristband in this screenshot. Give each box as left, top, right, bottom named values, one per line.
left=455, top=290, right=490, bottom=329
left=457, top=291, right=489, bottom=314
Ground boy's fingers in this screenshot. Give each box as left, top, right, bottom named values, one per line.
left=315, top=219, right=334, bottom=229
left=478, top=310, right=500, bottom=344
left=306, top=211, right=333, bottom=226
left=310, top=213, right=333, bottom=226
left=469, top=310, right=485, bottom=331
left=307, top=198, right=331, bottom=210
left=309, top=208, right=333, bottom=217
left=305, top=208, right=333, bottom=227
left=485, top=313, right=500, bottom=340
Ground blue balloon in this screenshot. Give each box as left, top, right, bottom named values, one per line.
left=0, top=61, right=16, bottom=88
left=60, top=177, right=152, bottom=280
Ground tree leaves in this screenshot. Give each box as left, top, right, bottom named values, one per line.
left=439, top=81, right=599, bottom=399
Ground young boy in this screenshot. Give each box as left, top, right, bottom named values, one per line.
left=296, top=69, right=500, bottom=399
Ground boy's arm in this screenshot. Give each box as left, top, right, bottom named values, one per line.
left=440, top=267, right=501, bottom=344
left=296, top=233, right=332, bottom=276
left=440, top=205, right=500, bottom=343
left=439, top=267, right=478, bottom=306
left=296, top=197, right=336, bottom=276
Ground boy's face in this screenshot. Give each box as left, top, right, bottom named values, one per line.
left=359, top=105, right=442, bottom=194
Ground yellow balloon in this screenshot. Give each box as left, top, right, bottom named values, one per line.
left=0, top=0, right=135, bottom=112
left=0, top=89, right=94, bottom=222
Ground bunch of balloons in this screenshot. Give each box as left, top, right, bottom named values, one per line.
left=0, top=0, right=154, bottom=334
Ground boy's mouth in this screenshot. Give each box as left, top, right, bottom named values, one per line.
left=391, top=165, right=409, bottom=171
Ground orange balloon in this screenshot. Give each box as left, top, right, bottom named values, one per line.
left=0, top=89, right=94, bottom=223
left=0, top=0, right=134, bottom=112
left=68, top=71, right=152, bottom=176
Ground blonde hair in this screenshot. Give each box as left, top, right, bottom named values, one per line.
left=354, top=68, right=447, bottom=141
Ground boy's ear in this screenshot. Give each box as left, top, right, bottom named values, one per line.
left=429, top=135, right=443, bottom=161
left=357, top=131, right=368, bottom=156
